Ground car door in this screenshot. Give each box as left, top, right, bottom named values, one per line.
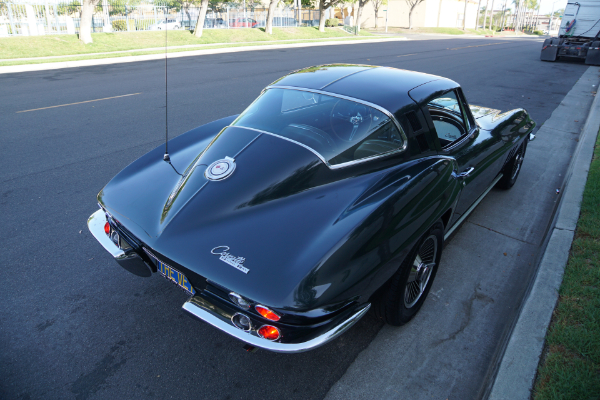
left=425, top=89, right=503, bottom=225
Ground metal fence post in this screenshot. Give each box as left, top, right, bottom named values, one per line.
left=44, top=0, right=52, bottom=33
left=53, top=3, right=59, bottom=33
left=7, top=3, right=17, bottom=35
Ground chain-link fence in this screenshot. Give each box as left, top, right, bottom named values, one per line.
left=0, top=2, right=321, bottom=36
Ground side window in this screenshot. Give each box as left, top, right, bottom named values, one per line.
left=428, top=90, right=469, bottom=148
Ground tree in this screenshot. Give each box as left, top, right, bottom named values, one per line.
left=371, top=0, right=387, bottom=29
left=318, top=0, right=341, bottom=32
left=355, top=0, right=368, bottom=31
left=462, top=0, right=468, bottom=29
left=488, top=0, right=495, bottom=29
left=193, top=0, right=209, bottom=37
left=79, top=0, right=101, bottom=43
left=405, top=0, right=425, bottom=29
left=265, top=0, right=277, bottom=34
left=475, top=0, right=482, bottom=29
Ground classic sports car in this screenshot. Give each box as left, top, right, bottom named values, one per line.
left=88, top=65, right=535, bottom=353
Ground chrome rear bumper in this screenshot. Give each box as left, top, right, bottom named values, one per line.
left=87, top=209, right=152, bottom=277
left=183, top=296, right=371, bottom=353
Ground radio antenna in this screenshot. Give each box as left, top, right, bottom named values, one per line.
left=162, top=8, right=181, bottom=176
left=163, top=8, right=170, bottom=163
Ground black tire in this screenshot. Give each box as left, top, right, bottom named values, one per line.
left=374, top=222, right=444, bottom=326
left=497, top=140, right=527, bottom=190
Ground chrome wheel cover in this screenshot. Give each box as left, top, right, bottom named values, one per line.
left=404, top=235, right=437, bottom=309
left=511, top=151, right=524, bottom=181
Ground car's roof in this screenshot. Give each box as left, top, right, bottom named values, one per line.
left=269, top=64, right=458, bottom=115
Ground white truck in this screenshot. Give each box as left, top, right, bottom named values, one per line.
left=541, top=0, right=600, bottom=65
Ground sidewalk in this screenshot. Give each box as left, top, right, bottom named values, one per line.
left=323, top=66, right=600, bottom=400
left=488, top=70, right=600, bottom=400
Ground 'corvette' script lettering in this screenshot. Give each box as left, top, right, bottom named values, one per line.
left=211, top=246, right=249, bottom=274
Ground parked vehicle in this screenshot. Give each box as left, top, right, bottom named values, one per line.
left=88, top=65, right=536, bottom=353
left=541, top=0, right=600, bottom=64
left=229, top=17, right=258, bottom=27
left=149, top=18, right=180, bottom=30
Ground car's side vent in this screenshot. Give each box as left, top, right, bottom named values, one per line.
left=416, top=134, right=430, bottom=153
left=406, top=111, right=423, bottom=133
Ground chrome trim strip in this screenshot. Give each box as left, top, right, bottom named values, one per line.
left=243, top=86, right=410, bottom=169
left=182, top=299, right=371, bottom=353
left=444, top=173, right=503, bottom=241
left=267, top=85, right=408, bottom=151
left=229, top=125, right=330, bottom=166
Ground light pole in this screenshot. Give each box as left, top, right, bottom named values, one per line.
left=548, top=0, right=562, bottom=35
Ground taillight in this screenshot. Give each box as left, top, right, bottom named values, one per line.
left=104, top=222, right=111, bottom=235
left=258, top=325, right=281, bottom=341
left=255, top=305, right=280, bottom=321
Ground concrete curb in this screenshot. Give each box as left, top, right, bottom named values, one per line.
left=0, top=37, right=406, bottom=75
left=488, top=67, right=600, bottom=400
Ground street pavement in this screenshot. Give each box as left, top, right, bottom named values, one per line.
left=0, top=36, right=592, bottom=399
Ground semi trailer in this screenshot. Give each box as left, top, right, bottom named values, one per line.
left=541, top=0, right=600, bottom=65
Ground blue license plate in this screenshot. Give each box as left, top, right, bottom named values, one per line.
left=157, top=261, right=196, bottom=295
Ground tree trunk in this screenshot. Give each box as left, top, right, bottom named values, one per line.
left=266, top=0, right=277, bottom=34
left=482, top=0, right=489, bottom=29
left=374, top=6, right=379, bottom=29
left=193, top=0, right=209, bottom=37
left=462, top=0, right=468, bottom=30
left=79, top=0, right=99, bottom=44
left=356, top=1, right=365, bottom=31
left=488, top=0, right=495, bottom=30
left=319, top=1, right=326, bottom=32
left=408, top=7, right=414, bottom=29
left=475, top=0, right=482, bottom=30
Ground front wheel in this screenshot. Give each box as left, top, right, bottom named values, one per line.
left=374, top=222, right=443, bottom=326
left=497, top=140, right=527, bottom=190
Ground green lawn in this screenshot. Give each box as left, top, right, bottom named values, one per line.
left=0, top=27, right=373, bottom=61
left=533, top=132, right=600, bottom=400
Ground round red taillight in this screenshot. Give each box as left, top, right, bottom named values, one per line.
left=255, top=305, right=280, bottom=321
left=258, top=325, right=281, bottom=341
left=104, top=222, right=111, bottom=235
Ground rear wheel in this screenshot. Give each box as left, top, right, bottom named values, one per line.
left=497, top=140, right=527, bottom=190
left=374, top=222, right=443, bottom=326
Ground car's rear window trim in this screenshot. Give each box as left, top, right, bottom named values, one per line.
left=235, top=86, right=408, bottom=170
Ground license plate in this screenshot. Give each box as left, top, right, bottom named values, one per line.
left=157, top=260, right=196, bottom=295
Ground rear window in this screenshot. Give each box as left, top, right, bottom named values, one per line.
left=232, top=88, right=406, bottom=167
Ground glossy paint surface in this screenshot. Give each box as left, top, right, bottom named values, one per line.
left=97, top=65, right=535, bottom=330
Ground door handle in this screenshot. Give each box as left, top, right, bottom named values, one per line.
left=457, top=167, right=475, bottom=179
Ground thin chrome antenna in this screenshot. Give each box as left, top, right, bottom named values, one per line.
left=163, top=8, right=170, bottom=163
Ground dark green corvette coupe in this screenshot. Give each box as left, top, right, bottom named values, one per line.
left=88, top=65, right=536, bottom=352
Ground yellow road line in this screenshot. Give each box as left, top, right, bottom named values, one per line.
left=449, top=42, right=507, bottom=50
left=397, top=53, right=418, bottom=57
left=16, top=93, right=142, bottom=113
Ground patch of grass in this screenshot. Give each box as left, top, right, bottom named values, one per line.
left=533, top=131, right=600, bottom=400
left=0, top=27, right=373, bottom=60
left=0, top=35, right=380, bottom=66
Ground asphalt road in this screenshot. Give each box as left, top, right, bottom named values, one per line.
left=0, top=36, right=591, bottom=400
